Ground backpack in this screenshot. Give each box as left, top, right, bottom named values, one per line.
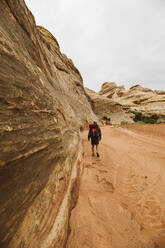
left=89, top=124, right=99, bottom=137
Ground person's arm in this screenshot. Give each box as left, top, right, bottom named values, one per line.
left=88, top=129, right=91, bottom=140
left=98, top=126, right=101, bottom=140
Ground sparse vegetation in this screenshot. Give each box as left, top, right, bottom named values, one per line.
left=102, top=116, right=111, bottom=122
left=121, top=121, right=129, bottom=125
left=157, top=119, right=165, bottom=124
left=133, top=112, right=159, bottom=124
left=102, top=116, right=111, bottom=125
left=135, top=121, right=146, bottom=124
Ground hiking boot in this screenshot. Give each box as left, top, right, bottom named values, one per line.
left=96, top=152, right=100, bottom=157
left=92, top=152, right=95, bottom=156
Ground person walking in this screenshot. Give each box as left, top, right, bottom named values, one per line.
left=88, top=121, right=101, bottom=157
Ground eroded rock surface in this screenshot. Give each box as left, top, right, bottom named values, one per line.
left=101, top=83, right=165, bottom=120
left=0, top=1, right=95, bottom=247
left=85, top=87, right=134, bottom=124
left=85, top=82, right=165, bottom=124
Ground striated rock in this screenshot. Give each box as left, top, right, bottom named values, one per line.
left=85, top=88, right=121, bottom=115
left=97, top=82, right=165, bottom=122
left=0, top=1, right=95, bottom=247
left=85, top=88, right=134, bottom=124
left=116, top=85, right=165, bottom=116
left=86, top=82, right=165, bottom=124
left=99, top=82, right=117, bottom=96
left=99, top=82, right=127, bottom=100
left=130, top=85, right=153, bottom=93
left=155, top=90, right=165, bottom=95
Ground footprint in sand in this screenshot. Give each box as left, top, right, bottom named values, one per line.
left=95, top=175, right=115, bottom=193
left=85, top=163, right=95, bottom=168
left=99, top=170, right=108, bottom=174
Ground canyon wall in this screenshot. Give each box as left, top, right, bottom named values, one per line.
left=85, top=87, right=134, bottom=124
left=86, top=82, right=165, bottom=124
left=0, top=1, right=95, bottom=247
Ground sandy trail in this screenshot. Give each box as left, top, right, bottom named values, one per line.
left=67, top=125, right=165, bottom=248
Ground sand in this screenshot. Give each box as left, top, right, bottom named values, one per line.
left=67, top=124, right=165, bottom=248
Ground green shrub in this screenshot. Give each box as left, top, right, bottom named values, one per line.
left=133, top=112, right=143, bottom=122
left=157, top=119, right=165, bottom=124
left=121, top=121, right=129, bottom=125
left=102, top=116, right=111, bottom=122
left=135, top=121, right=145, bottom=124
left=133, top=112, right=158, bottom=124
left=151, top=114, right=159, bottom=121
left=102, top=116, right=107, bottom=120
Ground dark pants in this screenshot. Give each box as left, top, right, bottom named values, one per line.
left=91, top=136, right=99, bottom=146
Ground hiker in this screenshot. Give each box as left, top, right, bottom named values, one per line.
left=88, top=121, right=101, bottom=157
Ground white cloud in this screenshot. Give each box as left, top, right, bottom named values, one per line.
left=25, top=0, right=165, bottom=91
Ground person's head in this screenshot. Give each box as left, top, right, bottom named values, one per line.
left=93, top=121, right=97, bottom=126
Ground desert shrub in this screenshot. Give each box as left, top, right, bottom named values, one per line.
left=102, top=116, right=111, bottom=122
left=157, top=119, right=165, bottom=124
left=133, top=112, right=143, bottom=122
left=121, top=121, right=129, bottom=125
left=136, top=121, right=145, bottom=124
left=133, top=112, right=158, bottom=124
left=102, top=116, right=107, bottom=121
left=151, top=114, right=159, bottom=121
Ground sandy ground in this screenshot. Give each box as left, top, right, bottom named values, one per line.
left=67, top=124, right=165, bottom=248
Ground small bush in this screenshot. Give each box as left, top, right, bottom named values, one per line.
left=102, top=116, right=107, bottom=121
left=102, top=116, right=111, bottom=122
left=157, top=119, right=165, bottom=124
left=133, top=112, right=143, bottom=122
left=151, top=114, right=159, bottom=121
left=133, top=112, right=158, bottom=124
left=121, top=121, right=129, bottom=125
left=135, top=121, right=145, bottom=124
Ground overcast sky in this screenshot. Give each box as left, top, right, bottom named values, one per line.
left=25, top=0, right=165, bottom=92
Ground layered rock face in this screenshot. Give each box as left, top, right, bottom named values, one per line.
left=0, top=1, right=95, bottom=247
left=85, top=86, right=134, bottom=124
left=86, top=82, right=165, bottom=124
left=100, top=83, right=165, bottom=117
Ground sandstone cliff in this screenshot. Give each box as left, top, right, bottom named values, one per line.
left=0, top=1, right=95, bottom=247
left=100, top=82, right=165, bottom=117
left=85, top=86, right=134, bottom=124
left=86, top=82, right=165, bottom=124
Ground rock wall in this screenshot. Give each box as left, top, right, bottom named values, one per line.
left=0, top=1, right=95, bottom=247
left=85, top=87, right=134, bottom=124
left=99, top=83, right=165, bottom=117
left=85, top=82, right=165, bottom=124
